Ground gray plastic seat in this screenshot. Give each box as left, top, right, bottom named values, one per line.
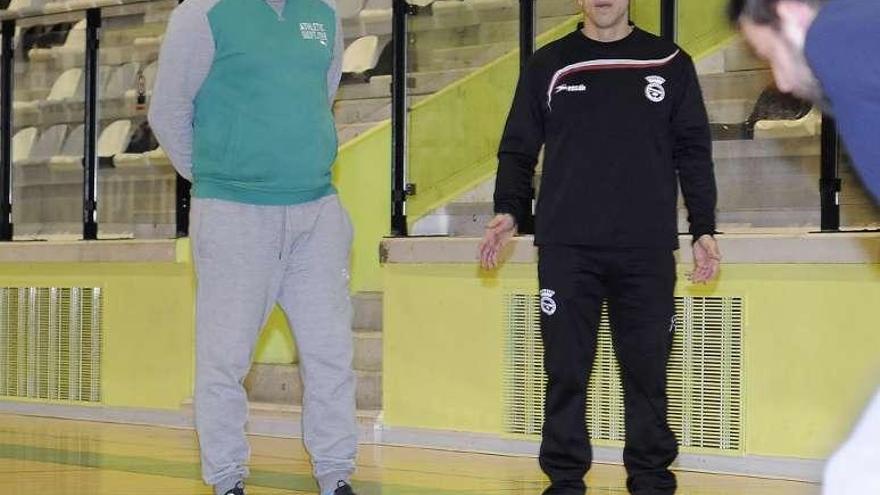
left=106, top=63, right=138, bottom=100
left=59, top=124, right=84, bottom=157
left=28, top=124, right=67, bottom=161
left=11, top=127, right=38, bottom=163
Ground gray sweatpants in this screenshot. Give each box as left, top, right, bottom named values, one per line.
left=191, top=194, right=357, bottom=495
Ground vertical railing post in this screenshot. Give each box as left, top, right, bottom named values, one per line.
left=820, top=115, right=841, bottom=231
left=0, top=20, right=15, bottom=242
left=518, top=0, right=536, bottom=235
left=82, top=9, right=101, bottom=240
left=175, top=0, right=191, bottom=238
left=176, top=177, right=191, bottom=237
left=519, top=0, right=534, bottom=71
left=660, top=0, right=676, bottom=42
left=390, top=0, right=409, bottom=236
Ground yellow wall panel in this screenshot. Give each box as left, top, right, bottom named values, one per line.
left=0, top=257, right=194, bottom=410
left=384, top=262, right=880, bottom=460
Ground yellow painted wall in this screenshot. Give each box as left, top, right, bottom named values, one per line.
left=383, top=262, right=880, bottom=459
left=631, top=0, right=734, bottom=57
left=631, top=0, right=661, bottom=35
left=333, top=125, right=392, bottom=294
left=676, top=0, right=735, bottom=58
left=0, top=245, right=195, bottom=410
left=405, top=17, right=580, bottom=225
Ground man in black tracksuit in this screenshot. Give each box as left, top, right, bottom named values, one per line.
left=479, top=1, right=722, bottom=494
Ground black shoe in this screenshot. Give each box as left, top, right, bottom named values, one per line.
left=542, top=481, right=585, bottom=495
left=223, top=481, right=245, bottom=495
left=334, top=480, right=357, bottom=495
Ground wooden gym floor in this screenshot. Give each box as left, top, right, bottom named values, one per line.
left=0, top=414, right=819, bottom=494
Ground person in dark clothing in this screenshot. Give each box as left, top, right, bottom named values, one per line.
left=731, top=2, right=880, bottom=493
left=731, top=0, right=879, bottom=201
left=479, top=1, right=721, bottom=493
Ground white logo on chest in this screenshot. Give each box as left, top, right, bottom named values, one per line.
left=300, top=22, right=328, bottom=46
left=554, top=84, right=587, bottom=94
left=645, top=75, right=667, bottom=103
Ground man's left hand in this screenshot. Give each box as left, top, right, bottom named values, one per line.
left=691, top=235, right=721, bottom=284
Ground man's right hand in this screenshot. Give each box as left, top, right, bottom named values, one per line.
left=479, top=214, right=517, bottom=270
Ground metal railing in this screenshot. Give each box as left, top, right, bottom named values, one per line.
left=386, top=0, right=849, bottom=237
left=0, top=0, right=188, bottom=242
left=0, top=0, right=855, bottom=242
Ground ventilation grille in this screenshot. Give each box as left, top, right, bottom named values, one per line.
left=0, top=288, right=103, bottom=403
left=668, top=297, right=743, bottom=450
left=505, top=295, right=743, bottom=451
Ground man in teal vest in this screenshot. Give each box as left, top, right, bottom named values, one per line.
left=149, top=0, right=358, bottom=494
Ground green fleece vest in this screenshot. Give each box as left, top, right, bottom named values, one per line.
left=193, top=0, right=337, bottom=205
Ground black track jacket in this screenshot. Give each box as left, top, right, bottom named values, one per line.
left=494, top=26, right=717, bottom=248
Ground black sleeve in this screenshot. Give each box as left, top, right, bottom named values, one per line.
left=493, top=61, right=545, bottom=228
left=672, top=54, right=717, bottom=242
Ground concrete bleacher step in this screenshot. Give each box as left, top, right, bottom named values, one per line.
left=334, top=95, right=429, bottom=125
left=102, top=23, right=167, bottom=47
left=713, top=136, right=820, bottom=160
left=242, top=402, right=382, bottom=443
left=343, top=0, right=575, bottom=38
left=353, top=291, right=383, bottom=332
left=406, top=15, right=573, bottom=53
left=245, top=363, right=382, bottom=410
left=177, top=401, right=383, bottom=442
left=337, top=69, right=472, bottom=100
left=723, top=39, right=770, bottom=72
left=414, top=41, right=516, bottom=72
left=335, top=97, right=391, bottom=125
left=338, top=122, right=383, bottom=144
left=706, top=98, right=753, bottom=124
left=13, top=100, right=148, bottom=129
left=410, top=136, right=836, bottom=237
left=50, top=44, right=160, bottom=70
left=699, top=69, right=772, bottom=103
left=413, top=201, right=495, bottom=237
left=244, top=292, right=384, bottom=409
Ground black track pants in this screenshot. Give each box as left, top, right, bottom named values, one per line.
left=537, top=245, right=679, bottom=495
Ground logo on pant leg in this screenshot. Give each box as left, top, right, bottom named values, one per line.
left=540, top=289, right=557, bottom=316
left=669, top=314, right=678, bottom=333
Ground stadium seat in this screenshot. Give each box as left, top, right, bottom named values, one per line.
left=144, top=147, right=170, bottom=167
left=359, top=0, right=392, bottom=25
left=107, top=62, right=139, bottom=100
left=753, top=107, right=822, bottom=140
left=17, top=124, right=67, bottom=166
left=11, top=127, right=39, bottom=164
left=28, top=19, right=85, bottom=64
left=342, top=36, right=389, bottom=80
left=99, top=65, right=114, bottom=93
left=47, top=124, right=84, bottom=171
left=13, top=67, right=81, bottom=115
left=98, top=120, right=134, bottom=158
left=48, top=120, right=132, bottom=171
left=45, top=68, right=83, bottom=103
left=142, top=61, right=158, bottom=92
left=114, top=121, right=159, bottom=168
left=337, top=0, right=365, bottom=20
